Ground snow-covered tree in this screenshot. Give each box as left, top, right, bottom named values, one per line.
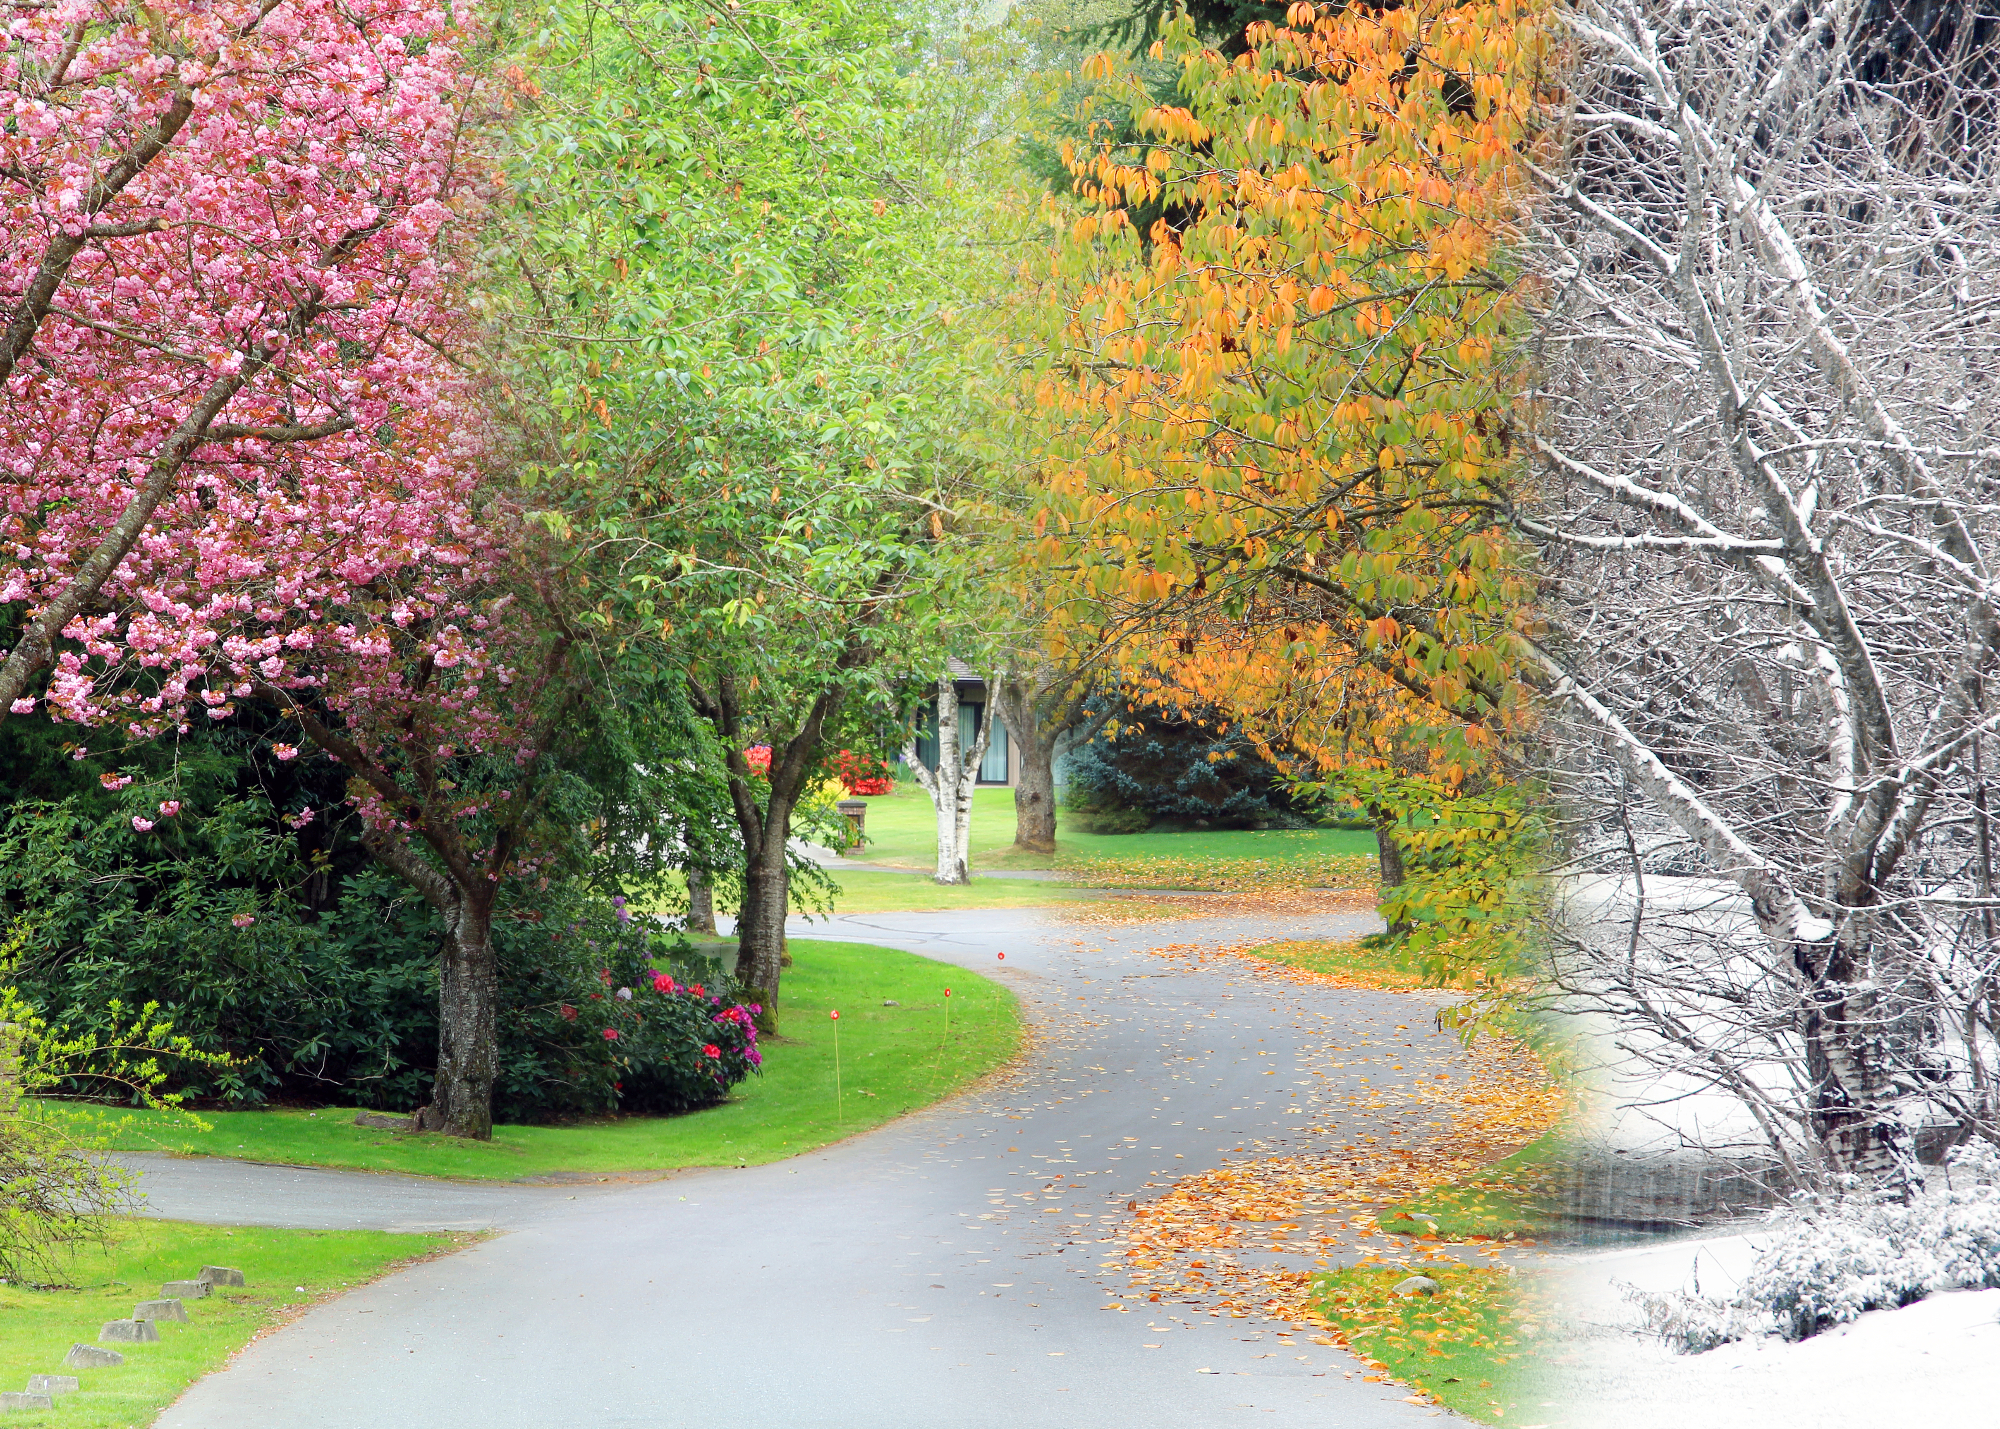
left=1524, top=0, right=2000, bottom=1189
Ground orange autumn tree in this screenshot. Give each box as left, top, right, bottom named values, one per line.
left=1016, top=0, right=1550, bottom=1011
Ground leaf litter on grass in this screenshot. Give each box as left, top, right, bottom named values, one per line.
left=1061, top=851, right=1379, bottom=894
left=1102, top=930, right=1568, bottom=1419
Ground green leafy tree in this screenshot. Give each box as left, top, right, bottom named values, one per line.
left=487, top=0, right=1010, bottom=1025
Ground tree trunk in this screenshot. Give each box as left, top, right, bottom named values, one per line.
left=1797, top=925, right=1922, bottom=1192
left=932, top=678, right=966, bottom=882
left=427, top=894, right=498, bottom=1140
left=1370, top=805, right=1414, bottom=939
left=733, top=798, right=792, bottom=1035
left=995, top=677, right=1057, bottom=855
left=901, top=673, right=993, bottom=885
left=686, top=867, right=717, bottom=936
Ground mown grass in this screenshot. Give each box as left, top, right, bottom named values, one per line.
left=0, top=1218, right=457, bottom=1428
left=845, top=785, right=1379, bottom=884
left=1312, top=1263, right=1550, bottom=1425
left=804, top=869, right=1093, bottom=913
left=1376, top=1131, right=1568, bottom=1242
left=1242, top=937, right=1424, bottom=989
left=76, top=940, right=1018, bottom=1181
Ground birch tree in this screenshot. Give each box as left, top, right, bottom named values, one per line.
left=901, top=672, right=997, bottom=884
left=1523, top=0, right=2000, bottom=1189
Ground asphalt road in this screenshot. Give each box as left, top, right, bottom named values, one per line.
left=146, top=905, right=1473, bottom=1428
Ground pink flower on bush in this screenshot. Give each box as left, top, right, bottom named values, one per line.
left=272, top=743, right=299, bottom=761
left=702, top=1044, right=720, bottom=1058
left=158, top=799, right=181, bottom=817
left=231, top=912, right=255, bottom=928
left=99, top=771, right=132, bottom=790
left=9, top=698, right=34, bottom=715
left=131, top=816, right=155, bottom=831
left=602, top=1028, right=619, bottom=1041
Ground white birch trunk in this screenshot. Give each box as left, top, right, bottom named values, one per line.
left=900, top=672, right=996, bottom=885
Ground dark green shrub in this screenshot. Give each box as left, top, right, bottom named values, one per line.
left=1062, top=698, right=1312, bottom=832
left=0, top=795, right=760, bottom=1122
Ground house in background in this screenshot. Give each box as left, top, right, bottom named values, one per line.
left=906, top=657, right=1014, bottom=788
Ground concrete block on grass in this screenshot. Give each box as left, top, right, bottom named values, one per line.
left=160, top=1280, right=210, bottom=1299
left=26, top=1376, right=78, bottom=1395
left=134, top=1299, right=187, bottom=1322
left=198, top=1265, right=246, bottom=1287
left=0, top=1393, right=54, bottom=1413
left=99, top=1319, right=159, bottom=1344
left=62, top=1345, right=122, bottom=1370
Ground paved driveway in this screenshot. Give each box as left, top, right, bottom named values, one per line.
left=148, top=906, right=1469, bottom=1428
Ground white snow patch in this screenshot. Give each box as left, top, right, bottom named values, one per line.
left=1535, top=1234, right=2000, bottom=1428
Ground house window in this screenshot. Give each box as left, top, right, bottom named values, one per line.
left=909, top=694, right=1008, bottom=783
left=979, top=714, right=1008, bottom=783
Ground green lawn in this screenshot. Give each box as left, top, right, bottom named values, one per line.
left=808, top=869, right=1094, bottom=913
left=1243, top=938, right=1427, bottom=990
left=0, top=1218, right=455, bottom=1428
left=846, top=785, right=1378, bottom=884
left=79, top=939, right=1018, bottom=1181
left=1377, top=1131, right=1568, bottom=1242
left=1312, top=1263, right=1549, bottom=1424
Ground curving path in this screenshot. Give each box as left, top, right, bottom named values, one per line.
left=143, top=905, right=1475, bottom=1428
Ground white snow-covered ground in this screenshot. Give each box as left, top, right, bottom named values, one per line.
left=1527, top=1230, right=2000, bottom=1429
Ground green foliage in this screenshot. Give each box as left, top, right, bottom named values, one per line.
left=0, top=987, right=232, bottom=1284
left=1305, top=769, right=1549, bottom=1033
left=486, top=0, right=1004, bottom=765
left=0, top=778, right=760, bottom=1122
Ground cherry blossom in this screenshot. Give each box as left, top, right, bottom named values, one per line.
left=0, top=0, right=486, bottom=730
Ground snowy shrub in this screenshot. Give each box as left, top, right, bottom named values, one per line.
left=1631, top=1143, right=2000, bottom=1351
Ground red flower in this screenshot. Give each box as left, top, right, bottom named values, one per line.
left=702, top=1044, right=721, bottom=1058
left=559, top=1003, right=577, bottom=1021
left=688, top=983, right=705, bottom=998
left=602, top=1028, right=619, bottom=1041
left=652, top=973, right=675, bottom=994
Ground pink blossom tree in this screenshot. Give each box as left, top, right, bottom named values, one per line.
left=0, top=0, right=483, bottom=731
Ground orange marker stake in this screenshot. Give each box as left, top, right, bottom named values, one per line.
left=830, top=1009, right=842, bottom=1122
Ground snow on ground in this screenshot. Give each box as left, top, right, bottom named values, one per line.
left=1526, top=1230, right=2000, bottom=1429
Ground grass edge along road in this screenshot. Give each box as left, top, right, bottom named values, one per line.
left=1311, top=1261, right=1551, bottom=1425
left=79, top=940, right=1018, bottom=1180
left=0, top=1218, right=461, bottom=1429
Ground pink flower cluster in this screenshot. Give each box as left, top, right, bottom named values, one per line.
left=0, top=0, right=487, bottom=735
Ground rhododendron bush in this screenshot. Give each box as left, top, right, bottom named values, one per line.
left=0, top=0, right=483, bottom=729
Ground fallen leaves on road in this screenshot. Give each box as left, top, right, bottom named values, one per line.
left=1105, top=932, right=1566, bottom=1412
